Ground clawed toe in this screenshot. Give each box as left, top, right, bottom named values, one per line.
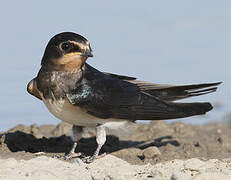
left=52, top=152, right=82, bottom=160
left=52, top=152, right=106, bottom=163
left=83, top=153, right=106, bottom=163
left=64, top=152, right=82, bottom=160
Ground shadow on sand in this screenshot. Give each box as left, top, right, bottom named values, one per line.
left=0, top=131, right=180, bottom=156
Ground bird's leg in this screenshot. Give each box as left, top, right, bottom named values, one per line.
left=85, top=124, right=106, bottom=163
left=64, top=125, right=83, bottom=160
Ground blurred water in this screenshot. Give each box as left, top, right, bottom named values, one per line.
left=0, top=1, right=230, bottom=131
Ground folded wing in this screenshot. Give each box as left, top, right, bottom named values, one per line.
left=67, top=68, right=214, bottom=121
left=104, top=72, right=221, bottom=102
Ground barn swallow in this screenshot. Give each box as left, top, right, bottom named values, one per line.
left=27, top=32, right=221, bottom=162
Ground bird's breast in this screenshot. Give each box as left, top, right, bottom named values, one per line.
left=37, top=70, right=125, bottom=127
left=40, top=91, right=110, bottom=127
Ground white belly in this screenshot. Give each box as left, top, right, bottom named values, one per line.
left=41, top=94, right=124, bottom=127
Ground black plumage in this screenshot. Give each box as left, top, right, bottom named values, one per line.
left=66, top=64, right=216, bottom=120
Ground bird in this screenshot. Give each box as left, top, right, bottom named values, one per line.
left=27, top=32, right=221, bottom=162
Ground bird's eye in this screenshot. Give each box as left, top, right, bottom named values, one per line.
left=61, top=42, right=70, bottom=51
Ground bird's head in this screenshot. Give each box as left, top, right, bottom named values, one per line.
left=41, top=32, right=93, bottom=72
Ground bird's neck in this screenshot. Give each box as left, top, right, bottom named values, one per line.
left=42, top=56, right=88, bottom=73
left=37, top=66, right=84, bottom=100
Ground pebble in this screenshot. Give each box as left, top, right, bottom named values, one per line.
left=142, top=146, right=161, bottom=159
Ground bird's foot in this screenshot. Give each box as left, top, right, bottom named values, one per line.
left=82, top=153, right=106, bottom=163
left=64, top=152, right=82, bottom=160
left=53, top=152, right=82, bottom=160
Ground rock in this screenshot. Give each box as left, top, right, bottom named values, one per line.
left=0, top=156, right=231, bottom=180
left=0, top=134, right=10, bottom=152
left=192, top=172, right=231, bottom=180
left=142, top=146, right=161, bottom=159
left=30, top=124, right=43, bottom=138
left=52, top=122, right=72, bottom=137
left=184, top=158, right=207, bottom=171
left=112, top=148, right=143, bottom=165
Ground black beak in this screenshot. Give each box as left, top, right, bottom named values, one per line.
left=82, top=50, right=93, bottom=58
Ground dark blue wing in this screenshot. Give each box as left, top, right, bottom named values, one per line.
left=66, top=64, right=213, bottom=120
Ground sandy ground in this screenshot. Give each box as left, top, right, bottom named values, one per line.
left=0, top=120, right=231, bottom=179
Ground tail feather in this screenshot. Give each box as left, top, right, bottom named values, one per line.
left=138, top=102, right=213, bottom=120
left=142, top=82, right=222, bottom=101
left=172, top=102, right=213, bottom=118
left=103, top=72, right=222, bottom=102
left=114, top=96, right=214, bottom=121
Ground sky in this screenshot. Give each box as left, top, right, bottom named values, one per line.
left=0, top=1, right=230, bottom=131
